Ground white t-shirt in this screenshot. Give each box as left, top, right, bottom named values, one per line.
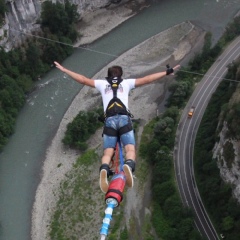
left=94, top=79, right=136, bottom=111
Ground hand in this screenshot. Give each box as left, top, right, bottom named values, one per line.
left=173, top=64, right=181, bottom=73
left=166, top=64, right=180, bottom=75
left=54, top=61, right=65, bottom=72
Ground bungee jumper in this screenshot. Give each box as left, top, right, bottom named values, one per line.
left=54, top=61, right=180, bottom=193
left=54, top=61, right=179, bottom=239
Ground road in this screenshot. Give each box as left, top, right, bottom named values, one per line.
left=174, top=36, right=240, bottom=240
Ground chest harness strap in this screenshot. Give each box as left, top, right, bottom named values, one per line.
left=103, top=77, right=133, bottom=137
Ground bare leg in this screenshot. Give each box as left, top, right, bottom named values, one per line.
left=101, top=148, right=115, bottom=164
left=123, top=144, right=136, bottom=188
left=124, top=144, right=136, bottom=161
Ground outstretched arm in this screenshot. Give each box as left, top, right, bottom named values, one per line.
left=54, top=61, right=95, bottom=88
left=135, top=65, right=180, bottom=87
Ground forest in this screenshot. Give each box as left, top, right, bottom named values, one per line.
left=0, top=1, right=79, bottom=151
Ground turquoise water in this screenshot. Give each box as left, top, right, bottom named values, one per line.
left=0, top=0, right=240, bottom=239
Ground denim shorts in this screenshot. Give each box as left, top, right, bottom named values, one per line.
left=103, top=115, right=135, bottom=149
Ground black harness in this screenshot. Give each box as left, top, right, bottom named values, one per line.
left=103, top=77, right=133, bottom=137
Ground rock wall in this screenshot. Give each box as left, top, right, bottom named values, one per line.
left=2, top=0, right=42, bottom=50
left=0, top=17, right=9, bottom=46
left=0, top=0, right=130, bottom=50
left=213, top=122, right=240, bottom=203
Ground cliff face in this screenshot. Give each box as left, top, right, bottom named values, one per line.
left=1, top=0, right=41, bottom=50
left=213, top=84, right=240, bottom=204
left=0, top=0, right=120, bottom=50
left=213, top=123, right=240, bottom=202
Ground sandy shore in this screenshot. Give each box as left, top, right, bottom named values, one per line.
left=31, top=4, right=206, bottom=240
left=74, top=4, right=134, bottom=46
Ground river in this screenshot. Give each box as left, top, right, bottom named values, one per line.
left=0, top=0, right=240, bottom=239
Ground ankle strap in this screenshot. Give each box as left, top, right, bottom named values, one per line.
left=124, top=159, right=136, bottom=172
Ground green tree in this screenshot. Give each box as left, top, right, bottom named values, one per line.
left=162, top=227, right=177, bottom=240
left=0, top=0, right=7, bottom=23
left=153, top=181, right=175, bottom=205
left=163, top=195, right=185, bottom=225
left=40, top=33, right=73, bottom=64
left=24, top=42, right=44, bottom=79
left=41, top=1, right=69, bottom=36
left=16, top=74, right=33, bottom=93
left=65, top=0, right=79, bottom=24
left=41, top=1, right=79, bottom=41
left=224, top=16, right=240, bottom=41
left=62, top=109, right=102, bottom=150
left=0, top=75, right=25, bottom=114
left=221, top=216, right=234, bottom=231
left=0, top=109, right=15, bottom=151
left=163, top=106, right=179, bottom=121
left=176, top=218, right=194, bottom=240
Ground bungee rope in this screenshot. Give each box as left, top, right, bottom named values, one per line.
left=100, top=138, right=126, bottom=239
left=109, top=143, right=119, bottom=174
left=115, top=144, right=119, bottom=173
left=118, top=138, right=124, bottom=172
left=100, top=200, right=116, bottom=240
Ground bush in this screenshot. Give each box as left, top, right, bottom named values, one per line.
left=62, top=108, right=103, bottom=150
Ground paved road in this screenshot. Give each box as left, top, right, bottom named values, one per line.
left=174, top=36, right=240, bottom=240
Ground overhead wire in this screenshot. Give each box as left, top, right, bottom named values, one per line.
left=9, top=28, right=117, bottom=57
left=178, top=69, right=240, bottom=83
left=9, top=27, right=240, bottom=83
